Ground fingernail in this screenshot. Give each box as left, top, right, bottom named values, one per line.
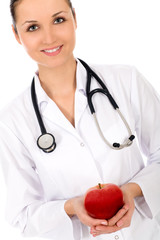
left=117, top=221, right=123, bottom=227
left=125, top=204, right=129, bottom=210
left=96, top=227, right=101, bottom=230
left=101, top=221, right=108, bottom=225
left=91, top=233, right=97, bottom=237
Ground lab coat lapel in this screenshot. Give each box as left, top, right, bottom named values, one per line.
left=42, top=99, right=78, bottom=137
left=74, top=90, right=87, bottom=128
left=74, top=59, right=88, bottom=127
left=42, top=93, right=88, bottom=137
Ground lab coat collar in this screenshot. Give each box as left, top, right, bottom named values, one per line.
left=75, top=58, right=87, bottom=96
left=34, top=73, right=50, bottom=110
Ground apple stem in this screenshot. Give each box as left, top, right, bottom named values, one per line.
left=98, top=183, right=102, bottom=189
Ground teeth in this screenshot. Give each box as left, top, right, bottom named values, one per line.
left=44, top=46, right=60, bottom=53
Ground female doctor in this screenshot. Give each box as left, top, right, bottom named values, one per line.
left=0, top=0, right=160, bottom=239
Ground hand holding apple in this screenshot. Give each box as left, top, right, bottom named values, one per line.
left=64, top=196, right=108, bottom=228
left=90, top=182, right=142, bottom=237
left=84, top=183, right=124, bottom=219
left=64, top=182, right=142, bottom=238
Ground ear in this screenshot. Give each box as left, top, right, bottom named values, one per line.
left=12, top=24, right=22, bottom=45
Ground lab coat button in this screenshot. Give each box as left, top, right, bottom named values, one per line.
left=114, top=235, right=119, bottom=239
left=80, top=142, right=85, bottom=147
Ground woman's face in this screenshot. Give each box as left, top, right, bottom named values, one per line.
left=14, top=0, right=77, bottom=69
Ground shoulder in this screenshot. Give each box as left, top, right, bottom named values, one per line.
left=88, top=63, right=137, bottom=92
left=90, top=63, right=135, bottom=79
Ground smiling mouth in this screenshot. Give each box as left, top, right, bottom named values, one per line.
left=43, top=46, right=61, bottom=53
left=41, top=45, right=63, bottom=56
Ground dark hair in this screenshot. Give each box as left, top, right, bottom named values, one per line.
left=10, top=0, right=75, bottom=33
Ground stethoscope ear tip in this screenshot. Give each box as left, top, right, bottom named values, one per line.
left=113, top=135, right=135, bottom=149
left=129, top=135, right=135, bottom=141
left=113, top=143, right=121, bottom=148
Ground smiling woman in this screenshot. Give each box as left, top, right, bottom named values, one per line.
left=0, top=0, right=160, bottom=240
left=11, top=0, right=77, bottom=70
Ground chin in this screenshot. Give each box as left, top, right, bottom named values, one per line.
left=38, top=54, right=75, bottom=70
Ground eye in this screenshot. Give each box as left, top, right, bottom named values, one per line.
left=27, top=25, right=39, bottom=32
left=54, top=17, right=65, bottom=24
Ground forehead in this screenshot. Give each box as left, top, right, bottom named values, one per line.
left=15, top=0, right=70, bottom=21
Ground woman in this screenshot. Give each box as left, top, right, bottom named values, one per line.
left=0, top=0, right=160, bottom=239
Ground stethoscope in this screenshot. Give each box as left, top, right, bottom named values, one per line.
left=31, top=59, right=135, bottom=153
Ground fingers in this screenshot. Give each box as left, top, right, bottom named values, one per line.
left=79, top=211, right=108, bottom=227
left=91, top=225, right=120, bottom=235
left=108, top=204, right=129, bottom=226
left=90, top=203, right=133, bottom=237
left=116, top=202, right=135, bottom=228
left=73, top=196, right=108, bottom=228
left=78, top=206, right=105, bottom=227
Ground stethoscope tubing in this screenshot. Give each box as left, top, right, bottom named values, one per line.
left=78, top=58, right=135, bottom=150
left=31, top=59, right=135, bottom=153
left=31, top=79, right=56, bottom=152
left=78, top=59, right=119, bottom=112
left=31, top=79, right=47, bottom=135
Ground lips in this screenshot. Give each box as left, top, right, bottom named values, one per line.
left=41, top=45, right=63, bottom=56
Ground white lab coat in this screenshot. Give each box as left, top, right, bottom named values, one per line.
left=0, top=59, right=160, bottom=240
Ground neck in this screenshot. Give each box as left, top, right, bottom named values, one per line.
left=38, top=56, right=77, bottom=99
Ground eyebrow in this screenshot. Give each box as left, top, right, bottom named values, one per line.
left=22, top=20, right=38, bottom=26
left=52, top=11, right=67, bottom=18
left=22, top=11, right=68, bottom=26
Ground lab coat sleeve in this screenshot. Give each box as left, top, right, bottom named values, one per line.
left=0, top=122, right=75, bottom=239
left=130, top=67, right=160, bottom=220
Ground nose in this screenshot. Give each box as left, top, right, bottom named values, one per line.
left=42, top=27, right=57, bottom=45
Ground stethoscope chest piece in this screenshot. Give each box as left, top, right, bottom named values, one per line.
left=37, top=133, right=56, bottom=153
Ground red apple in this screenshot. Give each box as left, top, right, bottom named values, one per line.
left=84, top=183, right=124, bottom=219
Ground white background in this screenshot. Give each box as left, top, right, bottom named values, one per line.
left=0, top=0, right=160, bottom=239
